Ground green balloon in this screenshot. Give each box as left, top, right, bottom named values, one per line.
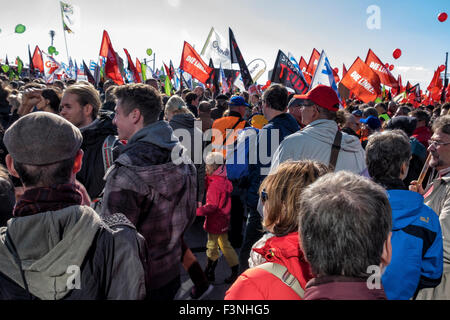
left=55, top=51, right=59, bottom=55
left=15, top=24, right=26, bottom=34
left=48, top=46, right=56, bottom=54
left=146, top=48, right=153, bottom=56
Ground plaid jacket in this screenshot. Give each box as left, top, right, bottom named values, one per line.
left=101, top=136, right=197, bottom=290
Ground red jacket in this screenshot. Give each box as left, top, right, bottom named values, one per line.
left=412, top=126, right=432, bottom=149
left=225, top=232, right=313, bottom=300
left=196, top=165, right=233, bottom=234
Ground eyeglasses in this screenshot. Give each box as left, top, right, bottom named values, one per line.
left=428, top=140, right=450, bottom=147
left=260, top=189, right=268, bottom=203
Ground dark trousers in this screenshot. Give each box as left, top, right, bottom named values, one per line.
left=238, top=207, right=264, bottom=274
left=148, top=275, right=181, bottom=301
left=228, top=194, right=245, bottom=249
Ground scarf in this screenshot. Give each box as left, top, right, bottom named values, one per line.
left=13, top=183, right=82, bottom=217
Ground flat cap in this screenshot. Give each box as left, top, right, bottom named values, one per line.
left=3, top=112, right=83, bottom=165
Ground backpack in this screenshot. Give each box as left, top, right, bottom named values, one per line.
left=91, top=134, right=121, bottom=213
left=255, top=262, right=305, bottom=298
left=226, top=127, right=259, bottom=181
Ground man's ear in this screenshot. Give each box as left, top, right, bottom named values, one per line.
left=5, top=154, right=19, bottom=178
left=380, top=231, right=392, bottom=268
left=84, top=104, right=94, bottom=118
left=72, top=149, right=84, bottom=175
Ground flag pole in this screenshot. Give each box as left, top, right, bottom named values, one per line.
left=60, top=2, right=70, bottom=61
left=441, top=52, right=448, bottom=103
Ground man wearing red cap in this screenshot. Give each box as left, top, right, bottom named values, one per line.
left=270, top=85, right=365, bottom=173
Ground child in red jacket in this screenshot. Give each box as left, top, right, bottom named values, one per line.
left=197, top=152, right=239, bottom=284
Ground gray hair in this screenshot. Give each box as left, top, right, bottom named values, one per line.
left=299, top=171, right=392, bottom=277
left=366, top=130, right=411, bottom=183
left=432, top=115, right=450, bottom=135
left=164, top=95, right=193, bottom=118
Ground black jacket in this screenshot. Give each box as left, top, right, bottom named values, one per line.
left=78, top=110, right=123, bottom=199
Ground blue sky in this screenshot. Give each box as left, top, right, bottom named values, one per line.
left=0, top=0, right=448, bottom=90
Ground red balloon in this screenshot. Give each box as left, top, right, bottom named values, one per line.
left=393, top=49, right=402, bottom=60
left=389, top=65, right=394, bottom=71
left=439, top=64, right=446, bottom=72
left=438, top=12, right=448, bottom=22
left=385, top=63, right=389, bottom=68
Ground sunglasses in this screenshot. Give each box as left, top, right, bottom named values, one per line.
left=260, top=189, right=268, bottom=203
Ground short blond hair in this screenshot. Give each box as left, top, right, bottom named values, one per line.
left=260, top=160, right=330, bottom=236
left=164, top=95, right=194, bottom=118
left=205, top=152, right=224, bottom=172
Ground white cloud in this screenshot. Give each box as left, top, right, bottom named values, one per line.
left=167, top=0, right=180, bottom=7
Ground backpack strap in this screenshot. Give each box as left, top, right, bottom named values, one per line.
left=223, top=118, right=245, bottom=147
left=329, top=129, right=342, bottom=171
left=255, top=262, right=305, bottom=298
left=102, top=135, right=118, bottom=173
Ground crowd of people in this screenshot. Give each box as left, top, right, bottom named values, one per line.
left=0, top=72, right=449, bottom=300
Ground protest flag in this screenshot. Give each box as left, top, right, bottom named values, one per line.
left=340, top=57, right=381, bottom=103
left=179, top=41, right=213, bottom=84
left=342, top=64, right=348, bottom=79
left=306, top=49, right=320, bottom=80
left=123, top=48, right=141, bottom=83
left=82, top=60, right=96, bottom=85
left=32, top=46, right=44, bottom=73
left=310, top=50, right=340, bottom=99
left=229, top=28, right=253, bottom=89
left=99, top=30, right=124, bottom=85
left=365, top=49, right=399, bottom=89
left=28, top=45, right=35, bottom=76
left=298, top=56, right=311, bottom=85
left=271, top=50, right=308, bottom=94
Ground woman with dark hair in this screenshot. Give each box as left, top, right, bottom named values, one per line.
left=36, top=88, right=62, bottom=113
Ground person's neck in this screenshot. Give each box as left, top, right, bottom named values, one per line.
left=266, top=110, right=284, bottom=122
left=80, top=117, right=94, bottom=129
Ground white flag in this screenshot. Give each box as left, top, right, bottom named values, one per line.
left=60, top=1, right=81, bottom=33
left=201, top=27, right=231, bottom=69
left=310, top=50, right=340, bottom=99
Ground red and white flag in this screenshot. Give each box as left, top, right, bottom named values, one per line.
left=365, top=49, right=399, bottom=89
left=179, top=41, right=213, bottom=84
left=340, top=57, right=381, bottom=103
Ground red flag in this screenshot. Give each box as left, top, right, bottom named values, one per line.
left=179, top=41, right=213, bottom=84
left=99, top=30, right=124, bottom=85
left=123, top=48, right=142, bottom=83
left=163, top=62, right=172, bottom=80
left=340, top=57, right=381, bottom=103
left=136, top=58, right=142, bottom=74
left=32, top=46, right=44, bottom=73
left=398, top=75, right=404, bottom=91
left=333, top=68, right=340, bottom=84
left=365, top=49, right=399, bottom=89
left=405, top=81, right=412, bottom=93
left=427, top=68, right=443, bottom=92
left=342, top=64, right=348, bottom=79
left=306, top=49, right=320, bottom=80
left=299, top=56, right=311, bottom=85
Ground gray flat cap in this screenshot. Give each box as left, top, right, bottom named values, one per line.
left=3, top=112, right=83, bottom=165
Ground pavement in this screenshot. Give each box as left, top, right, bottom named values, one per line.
left=175, top=216, right=243, bottom=300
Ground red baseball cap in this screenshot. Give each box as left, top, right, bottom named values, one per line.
left=293, top=85, right=340, bottom=112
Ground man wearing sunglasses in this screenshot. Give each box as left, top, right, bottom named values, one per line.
left=410, top=115, right=450, bottom=300
left=270, top=85, right=365, bottom=174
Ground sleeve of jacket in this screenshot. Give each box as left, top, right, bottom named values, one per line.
left=101, top=165, right=150, bottom=226
left=417, top=206, right=444, bottom=291
left=197, top=180, right=222, bottom=217
left=440, top=196, right=450, bottom=267
left=106, top=226, right=147, bottom=300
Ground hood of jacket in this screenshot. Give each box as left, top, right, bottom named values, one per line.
left=206, top=165, right=233, bottom=194
left=127, top=120, right=179, bottom=151
left=301, top=119, right=363, bottom=153
left=169, top=113, right=197, bottom=131
left=387, top=189, right=428, bottom=230
left=80, top=110, right=117, bottom=147
left=252, top=232, right=313, bottom=288
left=264, top=113, right=300, bottom=137
left=0, top=205, right=103, bottom=300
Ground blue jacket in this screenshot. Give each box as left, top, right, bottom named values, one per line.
left=246, top=113, right=300, bottom=209
left=382, top=189, right=443, bottom=300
